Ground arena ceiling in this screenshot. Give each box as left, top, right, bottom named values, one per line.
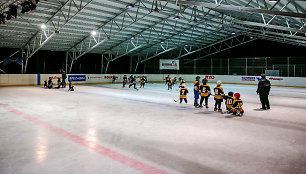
left=0, top=0, right=306, bottom=72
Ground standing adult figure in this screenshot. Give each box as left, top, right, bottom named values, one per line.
left=60, top=68, right=67, bottom=88
left=257, top=74, right=271, bottom=110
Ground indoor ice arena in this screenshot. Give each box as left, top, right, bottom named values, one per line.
left=1, top=0, right=306, bottom=174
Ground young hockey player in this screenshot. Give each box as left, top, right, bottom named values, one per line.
left=55, top=78, right=61, bottom=89
left=199, top=78, right=210, bottom=108
left=44, top=80, right=48, bottom=88
left=140, top=76, right=146, bottom=88
left=122, top=75, right=128, bottom=88
left=172, top=77, right=177, bottom=86
left=47, top=77, right=53, bottom=89
left=165, top=75, right=170, bottom=85
left=129, top=76, right=137, bottom=90
left=68, top=80, right=74, bottom=91
left=223, top=91, right=235, bottom=113
left=231, top=93, right=244, bottom=116
left=112, top=75, right=116, bottom=84
left=194, top=76, right=200, bottom=107
left=214, top=80, right=224, bottom=112
left=168, top=78, right=173, bottom=90
left=179, top=83, right=188, bottom=104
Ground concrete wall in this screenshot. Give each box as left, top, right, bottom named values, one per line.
left=1, top=74, right=306, bottom=88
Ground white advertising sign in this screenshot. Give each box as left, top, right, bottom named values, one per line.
left=159, top=59, right=179, bottom=70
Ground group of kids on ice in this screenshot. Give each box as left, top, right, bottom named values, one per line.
left=44, top=77, right=74, bottom=91
left=165, top=75, right=244, bottom=116
left=119, top=75, right=147, bottom=89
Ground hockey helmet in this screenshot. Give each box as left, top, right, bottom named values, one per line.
left=182, top=83, right=186, bottom=87
left=228, top=91, right=234, bottom=96
left=234, top=93, right=240, bottom=99
left=261, top=74, right=266, bottom=79
left=202, top=78, right=208, bottom=83
left=196, top=76, right=200, bottom=80
left=179, top=77, right=182, bottom=80
left=217, top=80, right=222, bottom=85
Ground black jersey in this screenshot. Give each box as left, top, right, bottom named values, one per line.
left=223, top=95, right=235, bottom=108
left=232, top=99, right=243, bottom=108
left=199, top=84, right=210, bottom=97
left=123, top=76, right=127, bottom=82
left=214, top=86, right=224, bottom=99
left=180, top=87, right=189, bottom=98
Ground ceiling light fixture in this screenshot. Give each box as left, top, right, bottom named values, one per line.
left=173, top=16, right=180, bottom=20
left=91, top=30, right=97, bottom=36
left=126, top=4, right=134, bottom=8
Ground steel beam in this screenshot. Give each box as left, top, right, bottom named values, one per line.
left=159, top=0, right=306, bottom=19
left=183, top=35, right=256, bottom=64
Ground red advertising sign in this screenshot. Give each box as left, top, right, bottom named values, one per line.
left=205, top=75, right=215, bottom=79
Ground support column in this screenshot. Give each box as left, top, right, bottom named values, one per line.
left=287, top=57, right=290, bottom=77
left=134, top=62, right=139, bottom=74
left=65, top=52, right=68, bottom=74
left=21, top=49, right=24, bottom=74
left=101, top=55, right=104, bottom=74
left=105, top=61, right=110, bottom=74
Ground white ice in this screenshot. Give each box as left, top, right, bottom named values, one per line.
left=0, top=82, right=306, bottom=174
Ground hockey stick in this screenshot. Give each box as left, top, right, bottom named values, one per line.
left=174, top=98, right=180, bottom=102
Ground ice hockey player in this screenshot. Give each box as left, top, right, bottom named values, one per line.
left=140, top=76, right=146, bottom=88
left=223, top=91, right=235, bottom=113
left=60, top=68, right=67, bottom=88
left=55, top=78, right=61, bottom=89
left=122, top=75, right=128, bottom=88
left=179, top=83, right=188, bottom=104
left=112, top=75, right=116, bottom=84
left=199, top=78, right=210, bottom=108
left=194, top=76, right=201, bottom=107
left=47, top=77, right=53, bottom=89
left=172, top=77, right=177, bottom=86
left=168, top=77, right=173, bottom=90
left=44, top=80, right=48, bottom=88
left=129, top=76, right=137, bottom=90
left=257, top=74, right=271, bottom=110
left=231, top=93, right=244, bottom=116
left=165, top=75, right=170, bottom=85
left=68, top=80, right=74, bottom=91
left=214, top=80, right=224, bottom=112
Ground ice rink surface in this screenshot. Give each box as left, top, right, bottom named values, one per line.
left=0, top=82, right=306, bottom=174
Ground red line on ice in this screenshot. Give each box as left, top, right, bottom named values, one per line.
left=3, top=105, right=169, bottom=174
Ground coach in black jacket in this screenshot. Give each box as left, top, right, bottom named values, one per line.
left=257, top=74, right=271, bottom=110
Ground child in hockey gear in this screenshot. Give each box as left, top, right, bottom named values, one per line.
left=44, top=80, right=48, bottom=88
left=129, top=76, right=137, bottom=89
left=223, top=91, right=235, bottom=113
left=55, top=78, right=61, bottom=88
left=199, top=78, right=210, bottom=108
left=214, top=80, right=224, bottom=112
left=48, top=77, right=53, bottom=88
left=194, top=76, right=201, bottom=107
left=172, top=77, right=177, bottom=86
left=144, top=76, right=148, bottom=83
left=122, top=75, right=127, bottom=88
left=68, top=80, right=74, bottom=91
left=112, top=75, right=116, bottom=84
left=165, top=75, right=170, bottom=85
left=179, top=83, right=188, bottom=103
left=168, top=78, right=173, bottom=90
left=231, top=93, right=244, bottom=116
left=140, top=76, right=146, bottom=88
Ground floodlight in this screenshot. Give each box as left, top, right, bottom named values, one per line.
left=174, top=16, right=180, bottom=20
left=91, top=30, right=97, bottom=36
left=126, top=4, right=134, bottom=8
left=41, top=24, right=46, bottom=29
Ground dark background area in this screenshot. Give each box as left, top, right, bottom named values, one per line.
left=1, top=39, right=305, bottom=75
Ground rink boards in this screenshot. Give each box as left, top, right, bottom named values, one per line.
left=1, top=74, right=306, bottom=88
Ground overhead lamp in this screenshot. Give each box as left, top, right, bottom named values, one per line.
left=231, top=32, right=236, bottom=35
left=207, top=25, right=212, bottom=29
left=91, top=30, right=97, bottom=36
left=269, top=0, right=277, bottom=2
left=41, top=24, right=46, bottom=29
left=184, top=44, right=188, bottom=47
left=250, top=36, right=254, bottom=39
left=161, top=41, right=164, bottom=44
left=173, top=16, right=180, bottom=20
left=131, top=36, right=135, bottom=40
left=126, top=4, right=134, bottom=8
